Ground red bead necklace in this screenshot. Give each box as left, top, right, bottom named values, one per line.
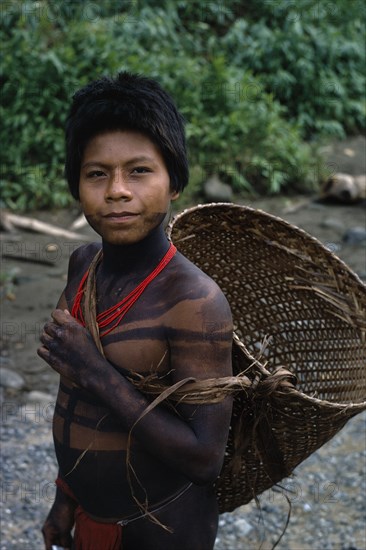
left=71, top=243, right=177, bottom=337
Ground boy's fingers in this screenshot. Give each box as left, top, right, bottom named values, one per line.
left=40, top=331, right=52, bottom=345
left=43, top=321, right=61, bottom=338
left=51, top=309, right=73, bottom=325
left=37, top=345, right=50, bottom=360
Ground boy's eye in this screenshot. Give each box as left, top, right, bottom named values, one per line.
left=86, top=170, right=105, bottom=178
left=131, top=166, right=151, bottom=174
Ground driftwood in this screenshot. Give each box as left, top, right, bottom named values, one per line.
left=0, top=211, right=90, bottom=241
left=70, top=212, right=88, bottom=230
left=0, top=210, right=16, bottom=232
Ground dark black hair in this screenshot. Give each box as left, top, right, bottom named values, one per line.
left=65, top=71, right=189, bottom=199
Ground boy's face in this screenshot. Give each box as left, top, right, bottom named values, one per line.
left=79, top=130, right=179, bottom=246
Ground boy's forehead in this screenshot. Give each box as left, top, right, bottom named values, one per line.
left=83, top=129, right=164, bottom=160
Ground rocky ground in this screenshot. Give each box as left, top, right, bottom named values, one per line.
left=1, top=136, right=365, bottom=549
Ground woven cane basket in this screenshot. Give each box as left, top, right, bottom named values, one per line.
left=167, top=203, right=366, bottom=514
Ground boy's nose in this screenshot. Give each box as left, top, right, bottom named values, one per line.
left=106, top=171, right=132, bottom=200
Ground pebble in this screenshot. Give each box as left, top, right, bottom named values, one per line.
left=235, top=517, right=253, bottom=536
left=324, top=241, right=341, bottom=253
left=320, top=217, right=345, bottom=232
left=0, top=367, right=26, bottom=390
left=342, top=226, right=366, bottom=244
left=25, top=391, right=55, bottom=404
left=0, top=408, right=364, bottom=549
left=203, top=175, right=234, bottom=202
left=214, top=411, right=366, bottom=549
left=0, top=355, right=13, bottom=365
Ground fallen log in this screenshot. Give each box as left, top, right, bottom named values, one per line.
left=70, top=212, right=88, bottom=230
left=0, top=210, right=15, bottom=232
left=1, top=212, right=90, bottom=241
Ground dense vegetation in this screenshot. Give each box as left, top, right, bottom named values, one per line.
left=1, top=0, right=365, bottom=210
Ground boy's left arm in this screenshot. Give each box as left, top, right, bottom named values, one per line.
left=38, top=286, right=233, bottom=484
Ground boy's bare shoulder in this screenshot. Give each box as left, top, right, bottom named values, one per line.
left=168, top=251, right=232, bottom=318
left=171, top=250, right=215, bottom=281
left=164, top=252, right=233, bottom=352
left=67, top=241, right=101, bottom=278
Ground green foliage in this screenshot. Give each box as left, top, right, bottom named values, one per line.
left=221, top=0, right=366, bottom=138
left=1, top=0, right=364, bottom=210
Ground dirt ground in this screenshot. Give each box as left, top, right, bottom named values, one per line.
left=0, top=137, right=365, bottom=550
left=0, top=135, right=365, bottom=396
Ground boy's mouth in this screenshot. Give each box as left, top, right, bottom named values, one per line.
left=104, top=211, right=138, bottom=219
left=102, top=212, right=140, bottom=225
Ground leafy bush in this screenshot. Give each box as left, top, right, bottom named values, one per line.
left=1, top=0, right=364, bottom=210
left=220, top=0, right=366, bottom=138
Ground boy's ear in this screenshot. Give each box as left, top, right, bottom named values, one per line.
left=170, top=190, right=180, bottom=201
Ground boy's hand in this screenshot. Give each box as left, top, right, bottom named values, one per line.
left=38, top=309, right=105, bottom=389
left=42, top=489, right=75, bottom=550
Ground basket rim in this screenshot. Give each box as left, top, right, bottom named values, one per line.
left=168, top=202, right=366, bottom=291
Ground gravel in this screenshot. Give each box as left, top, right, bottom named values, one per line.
left=1, top=191, right=365, bottom=549
left=1, top=392, right=365, bottom=550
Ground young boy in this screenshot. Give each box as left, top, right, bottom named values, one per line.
left=38, top=72, right=233, bottom=550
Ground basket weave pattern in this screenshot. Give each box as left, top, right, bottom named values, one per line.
left=168, top=204, right=366, bottom=513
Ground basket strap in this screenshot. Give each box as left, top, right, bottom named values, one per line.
left=83, top=249, right=105, bottom=356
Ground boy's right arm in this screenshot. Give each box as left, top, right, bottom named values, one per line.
left=42, top=485, right=76, bottom=550
left=42, top=246, right=93, bottom=550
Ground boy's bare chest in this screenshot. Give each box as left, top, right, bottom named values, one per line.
left=101, top=315, right=171, bottom=377
left=95, top=277, right=172, bottom=377
left=67, top=261, right=177, bottom=376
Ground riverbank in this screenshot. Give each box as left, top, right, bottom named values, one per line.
left=1, top=195, right=365, bottom=549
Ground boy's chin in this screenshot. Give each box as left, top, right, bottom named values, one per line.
left=101, top=233, right=149, bottom=247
